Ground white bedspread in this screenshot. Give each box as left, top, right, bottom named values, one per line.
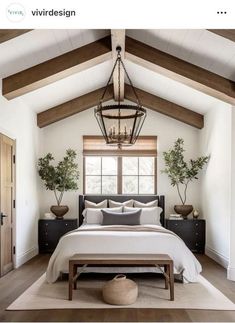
left=46, top=224, right=202, bottom=283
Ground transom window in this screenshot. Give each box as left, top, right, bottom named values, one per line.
left=83, top=136, right=157, bottom=195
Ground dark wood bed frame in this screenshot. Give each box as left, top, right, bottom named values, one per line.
left=78, top=195, right=165, bottom=227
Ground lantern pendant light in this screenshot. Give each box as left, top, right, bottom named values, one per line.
left=95, top=46, right=146, bottom=149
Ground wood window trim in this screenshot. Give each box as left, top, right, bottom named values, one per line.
left=83, top=135, right=158, bottom=157
left=83, top=136, right=157, bottom=195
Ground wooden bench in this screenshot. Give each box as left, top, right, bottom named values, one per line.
left=68, top=254, right=174, bottom=301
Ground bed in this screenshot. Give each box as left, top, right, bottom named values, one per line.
left=46, top=194, right=202, bottom=283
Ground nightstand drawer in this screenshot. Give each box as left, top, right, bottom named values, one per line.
left=166, top=219, right=205, bottom=254
left=190, top=241, right=205, bottom=254
left=38, top=219, right=78, bottom=253
left=39, top=241, right=57, bottom=253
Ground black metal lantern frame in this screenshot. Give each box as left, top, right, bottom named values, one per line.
left=95, top=46, right=147, bottom=148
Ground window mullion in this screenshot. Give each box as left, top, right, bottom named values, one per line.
left=155, top=156, right=157, bottom=194
left=117, top=156, right=122, bottom=194
left=100, top=157, right=102, bottom=194
left=138, top=157, right=140, bottom=194
left=83, top=156, right=85, bottom=194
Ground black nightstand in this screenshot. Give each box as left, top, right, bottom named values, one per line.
left=38, top=219, right=78, bottom=253
left=165, top=218, right=205, bottom=254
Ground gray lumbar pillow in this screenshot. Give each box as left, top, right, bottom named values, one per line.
left=102, top=209, right=141, bottom=226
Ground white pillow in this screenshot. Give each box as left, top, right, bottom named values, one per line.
left=124, top=206, right=162, bottom=225
left=109, top=199, right=133, bottom=208
left=84, top=199, right=107, bottom=209
left=134, top=200, right=158, bottom=208
left=83, top=206, right=123, bottom=224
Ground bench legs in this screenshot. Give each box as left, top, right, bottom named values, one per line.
left=69, top=263, right=78, bottom=300
left=164, top=265, right=169, bottom=289
left=160, top=263, right=174, bottom=301
left=68, top=262, right=74, bottom=301
left=69, top=264, right=88, bottom=301
left=68, top=262, right=174, bottom=301
left=169, top=262, right=174, bottom=301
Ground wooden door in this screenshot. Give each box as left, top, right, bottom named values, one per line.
left=0, top=134, right=15, bottom=276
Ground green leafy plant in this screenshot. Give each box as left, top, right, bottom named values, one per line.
left=38, top=149, right=79, bottom=206
left=162, top=138, right=209, bottom=205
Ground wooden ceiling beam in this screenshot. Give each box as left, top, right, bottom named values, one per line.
left=207, top=29, right=235, bottom=42
left=37, top=83, right=203, bottom=129
left=37, top=85, right=113, bottom=128
left=124, top=84, right=204, bottom=129
left=125, top=36, right=235, bottom=105
left=3, top=36, right=112, bottom=100
left=0, top=29, right=32, bottom=44
left=111, top=29, right=125, bottom=101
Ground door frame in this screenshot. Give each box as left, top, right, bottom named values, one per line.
left=0, top=133, right=16, bottom=274
left=12, top=138, right=16, bottom=269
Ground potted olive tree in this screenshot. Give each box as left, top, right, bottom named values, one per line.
left=38, top=149, right=79, bottom=219
left=162, top=138, right=209, bottom=219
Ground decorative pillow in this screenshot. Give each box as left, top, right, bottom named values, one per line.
left=102, top=209, right=141, bottom=226
left=84, top=199, right=107, bottom=209
left=109, top=199, right=134, bottom=208
left=83, top=206, right=122, bottom=224
left=124, top=206, right=162, bottom=225
left=134, top=200, right=158, bottom=208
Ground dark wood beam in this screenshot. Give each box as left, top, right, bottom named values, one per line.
left=125, top=36, right=235, bottom=105
left=3, top=36, right=112, bottom=100
left=111, top=29, right=125, bottom=101
left=208, top=29, right=235, bottom=42
left=37, top=83, right=203, bottom=129
left=37, top=85, right=113, bottom=128
left=0, top=29, right=32, bottom=44
left=125, top=84, right=204, bottom=129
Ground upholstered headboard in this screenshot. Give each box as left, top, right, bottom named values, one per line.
left=78, top=195, right=165, bottom=227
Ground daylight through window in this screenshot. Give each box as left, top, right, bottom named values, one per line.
left=83, top=136, right=157, bottom=194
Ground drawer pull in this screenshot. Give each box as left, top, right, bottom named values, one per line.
left=196, top=243, right=198, bottom=246
left=195, top=232, right=199, bottom=236
left=45, top=243, right=48, bottom=246
left=45, top=223, right=48, bottom=226
left=65, top=223, right=68, bottom=226
left=195, top=223, right=198, bottom=226
left=174, top=223, right=178, bottom=226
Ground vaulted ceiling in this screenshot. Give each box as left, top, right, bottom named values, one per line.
left=0, top=29, right=234, bottom=129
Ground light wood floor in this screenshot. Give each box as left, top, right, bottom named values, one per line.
left=0, top=254, right=235, bottom=322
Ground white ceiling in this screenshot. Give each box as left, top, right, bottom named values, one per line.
left=127, top=29, right=235, bottom=82
left=0, top=29, right=109, bottom=77
left=17, top=60, right=113, bottom=113
left=0, top=29, right=234, bottom=116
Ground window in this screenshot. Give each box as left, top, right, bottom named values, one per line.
left=122, top=157, right=155, bottom=194
left=83, top=136, right=157, bottom=194
left=85, top=156, right=118, bottom=194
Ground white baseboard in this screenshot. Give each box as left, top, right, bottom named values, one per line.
left=227, top=266, right=235, bottom=281
left=205, top=246, right=229, bottom=269
left=15, top=246, right=38, bottom=268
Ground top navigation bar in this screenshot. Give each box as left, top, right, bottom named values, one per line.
left=0, top=0, right=234, bottom=28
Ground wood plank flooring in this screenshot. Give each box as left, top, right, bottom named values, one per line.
left=0, top=254, right=235, bottom=322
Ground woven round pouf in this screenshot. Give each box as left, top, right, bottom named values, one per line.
left=102, top=274, right=138, bottom=305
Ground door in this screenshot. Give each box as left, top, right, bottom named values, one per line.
left=0, top=134, right=15, bottom=276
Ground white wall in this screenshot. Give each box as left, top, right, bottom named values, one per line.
left=200, top=103, right=232, bottom=268
left=39, top=105, right=201, bottom=218
left=228, top=108, right=235, bottom=280
left=0, top=90, right=40, bottom=267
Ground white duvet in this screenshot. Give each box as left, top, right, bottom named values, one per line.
left=46, top=224, right=202, bottom=283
